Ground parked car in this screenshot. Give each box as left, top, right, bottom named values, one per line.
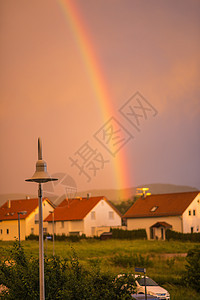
left=135, top=276, right=170, bottom=300
left=132, top=294, right=158, bottom=299
left=100, top=231, right=112, bottom=240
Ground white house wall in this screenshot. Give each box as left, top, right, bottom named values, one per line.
left=0, top=219, right=26, bottom=241
left=84, top=199, right=121, bottom=236
left=127, top=216, right=182, bottom=239
left=182, top=193, right=200, bottom=233
left=49, top=220, right=84, bottom=236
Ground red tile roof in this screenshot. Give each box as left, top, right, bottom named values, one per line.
left=0, top=198, right=54, bottom=221
left=123, top=191, right=199, bottom=219
left=45, top=196, right=121, bottom=221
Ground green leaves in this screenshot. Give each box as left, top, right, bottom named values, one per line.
left=110, top=253, right=152, bottom=268
left=183, top=248, right=200, bottom=292
left=0, top=242, right=135, bottom=299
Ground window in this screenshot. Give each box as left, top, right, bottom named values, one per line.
left=91, top=227, right=95, bottom=236
left=61, top=221, right=64, bottom=228
left=6, top=229, right=9, bottom=234
left=191, top=227, right=194, bottom=233
left=43, top=228, right=47, bottom=233
left=150, top=206, right=158, bottom=212
left=193, top=210, right=196, bottom=216
left=109, top=211, right=114, bottom=220
left=197, top=225, right=199, bottom=232
left=31, top=228, right=34, bottom=234
left=188, top=210, right=191, bottom=216
left=35, top=213, right=39, bottom=224
left=91, top=211, right=96, bottom=220
left=136, top=278, right=158, bottom=286
left=0, top=229, right=2, bottom=234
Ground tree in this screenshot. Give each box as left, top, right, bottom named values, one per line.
left=184, top=248, right=200, bottom=292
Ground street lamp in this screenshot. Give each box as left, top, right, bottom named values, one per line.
left=25, top=137, right=57, bottom=300
left=49, top=211, right=55, bottom=256
left=17, top=211, right=27, bottom=248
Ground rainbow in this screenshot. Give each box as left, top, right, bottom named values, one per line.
left=58, top=0, right=132, bottom=198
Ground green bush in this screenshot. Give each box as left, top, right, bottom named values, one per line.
left=0, top=241, right=136, bottom=299
left=25, top=234, right=39, bottom=241
left=26, top=233, right=87, bottom=242
left=110, top=253, right=152, bottom=268
left=166, top=229, right=200, bottom=242
left=152, top=275, right=182, bottom=286
left=183, top=248, right=200, bottom=292
left=111, top=228, right=147, bottom=240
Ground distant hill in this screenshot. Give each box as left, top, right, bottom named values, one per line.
left=77, top=183, right=198, bottom=203
left=0, top=183, right=198, bottom=207
left=0, top=193, right=37, bottom=207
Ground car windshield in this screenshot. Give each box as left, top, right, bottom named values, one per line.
left=136, top=278, right=158, bottom=286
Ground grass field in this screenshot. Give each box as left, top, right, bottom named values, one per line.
left=0, top=239, right=200, bottom=299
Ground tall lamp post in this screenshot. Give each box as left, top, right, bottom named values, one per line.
left=17, top=211, right=27, bottom=248
left=26, top=138, right=57, bottom=300
left=49, top=211, right=55, bottom=256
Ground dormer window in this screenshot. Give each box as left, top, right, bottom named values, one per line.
left=150, top=206, right=158, bottom=212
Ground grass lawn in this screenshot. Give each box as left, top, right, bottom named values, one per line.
left=0, top=239, right=200, bottom=299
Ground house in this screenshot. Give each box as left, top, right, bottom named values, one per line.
left=0, top=197, right=55, bottom=241
left=123, top=191, right=200, bottom=240
left=45, top=195, right=122, bottom=237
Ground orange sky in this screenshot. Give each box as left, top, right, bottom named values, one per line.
left=0, top=0, right=200, bottom=197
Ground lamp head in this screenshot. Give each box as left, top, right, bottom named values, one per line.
left=25, top=137, right=58, bottom=183
left=18, top=211, right=27, bottom=215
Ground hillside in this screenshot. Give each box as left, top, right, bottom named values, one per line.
left=0, top=193, right=37, bottom=207
left=77, top=183, right=198, bottom=203
left=0, top=183, right=198, bottom=207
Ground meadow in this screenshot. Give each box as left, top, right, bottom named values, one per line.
left=0, top=239, right=200, bottom=299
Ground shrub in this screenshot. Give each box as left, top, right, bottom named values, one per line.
left=111, top=228, right=147, bottom=240
left=183, top=248, right=200, bottom=292
left=166, top=229, right=200, bottom=242
left=0, top=241, right=136, bottom=299
left=110, top=253, right=152, bottom=268
left=26, top=233, right=87, bottom=242
left=166, top=258, right=175, bottom=268
left=26, top=234, right=39, bottom=241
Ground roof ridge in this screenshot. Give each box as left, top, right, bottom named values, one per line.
left=146, top=191, right=199, bottom=196
left=123, top=192, right=200, bottom=218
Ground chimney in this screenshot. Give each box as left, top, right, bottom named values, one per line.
left=7, top=200, right=11, bottom=209
left=87, top=193, right=91, bottom=200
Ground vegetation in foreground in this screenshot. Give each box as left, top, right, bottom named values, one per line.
left=0, top=239, right=199, bottom=299
left=0, top=241, right=136, bottom=299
